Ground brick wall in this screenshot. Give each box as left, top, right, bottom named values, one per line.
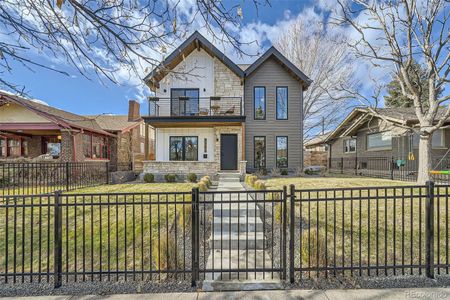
left=304, top=150, right=327, bottom=167
left=59, top=130, right=84, bottom=162
left=27, top=136, right=42, bottom=158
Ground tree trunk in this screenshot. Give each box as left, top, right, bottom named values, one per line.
left=417, top=134, right=432, bottom=184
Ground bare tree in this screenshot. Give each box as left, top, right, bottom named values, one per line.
left=332, top=0, right=449, bottom=183
left=275, top=18, right=358, bottom=143
left=0, top=0, right=268, bottom=94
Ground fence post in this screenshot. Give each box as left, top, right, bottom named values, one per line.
left=191, top=187, right=199, bottom=287
left=426, top=180, right=435, bottom=279
left=65, top=162, right=70, bottom=191
left=282, top=186, right=287, bottom=281
left=54, top=191, right=63, bottom=288
left=289, top=184, right=295, bottom=283
left=341, top=157, right=344, bottom=174
left=106, top=162, right=110, bottom=184
left=390, top=157, right=394, bottom=180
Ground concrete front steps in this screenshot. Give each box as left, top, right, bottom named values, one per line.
left=202, top=175, right=282, bottom=291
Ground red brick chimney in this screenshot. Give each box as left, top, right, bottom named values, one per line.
left=128, top=100, right=140, bottom=121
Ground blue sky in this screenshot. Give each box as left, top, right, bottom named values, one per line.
left=1, top=0, right=315, bottom=116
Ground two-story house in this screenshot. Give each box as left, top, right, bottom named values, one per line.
left=142, top=31, right=311, bottom=179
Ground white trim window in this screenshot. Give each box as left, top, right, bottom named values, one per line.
left=343, top=138, right=356, bottom=153
left=413, top=129, right=445, bottom=148
left=367, top=132, right=392, bottom=150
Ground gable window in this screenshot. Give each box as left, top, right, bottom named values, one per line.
left=171, top=89, right=200, bottom=116
left=254, top=87, right=266, bottom=120
left=276, top=87, right=288, bottom=120
left=169, top=136, right=198, bottom=161
left=276, top=136, right=288, bottom=168
left=367, top=132, right=392, bottom=150
left=254, top=136, right=266, bottom=169
left=413, top=129, right=445, bottom=148
left=344, top=138, right=356, bottom=153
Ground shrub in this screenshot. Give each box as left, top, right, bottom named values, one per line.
left=253, top=180, right=266, bottom=190
left=151, top=232, right=179, bottom=270
left=271, top=167, right=281, bottom=177
left=281, top=169, right=288, bottom=176
left=187, top=173, right=197, bottom=183
left=178, top=205, right=192, bottom=229
left=255, top=168, right=268, bottom=176
left=274, top=201, right=290, bottom=225
left=143, top=173, right=154, bottom=183
left=164, top=174, right=177, bottom=182
left=200, top=176, right=211, bottom=187
left=197, top=181, right=208, bottom=192
left=245, top=174, right=258, bottom=187
left=300, top=228, right=327, bottom=277
left=294, top=167, right=304, bottom=177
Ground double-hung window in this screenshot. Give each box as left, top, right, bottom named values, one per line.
left=254, top=87, right=266, bottom=120
left=344, top=138, right=356, bottom=153
left=254, top=136, right=266, bottom=169
left=169, top=136, right=198, bottom=161
left=276, top=136, right=288, bottom=168
left=276, top=87, right=288, bottom=120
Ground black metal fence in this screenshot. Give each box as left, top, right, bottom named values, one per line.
left=290, top=183, right=449, bottom=281
left=329, top=157, right=450, bottom=183
left=0, top=184, right=448, bottom=288
left=0, top=162, right=109, bottom=195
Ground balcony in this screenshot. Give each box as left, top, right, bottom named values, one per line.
left=144, top=96, right=245, bottom=127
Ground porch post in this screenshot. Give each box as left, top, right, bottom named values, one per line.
left=144, top=124, right=150, bottom=160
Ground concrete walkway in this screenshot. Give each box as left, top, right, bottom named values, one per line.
left=3, top=288, right=450, bottom=299
left=202, top=173, right=279, bottom=291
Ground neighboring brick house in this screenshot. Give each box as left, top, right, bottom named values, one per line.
left=321, top=107, right=450, bottom=170
left=142, top=31, right=311, bottom=178
left=86, top=101, right=152, bottom=171
left=0, top=91, right=149, bottom=171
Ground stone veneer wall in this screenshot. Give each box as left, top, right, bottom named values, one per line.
left=214, top=58, right=243, bottom=98
left=143, top=161, right=220, bottom=180
left=213, top=126, right=243, bottom=164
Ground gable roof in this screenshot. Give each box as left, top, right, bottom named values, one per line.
left=244, top=46, right=312, bottom=89
left=144, top=31, right=245, bottom=90
left=0, top=91, right=114, bottom=136
left=85, top=115, right=141, bottom=132
left=325, top=106, right=450, bottom=143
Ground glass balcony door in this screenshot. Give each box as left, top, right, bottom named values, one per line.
left=170, top=88, right=200, bottom=116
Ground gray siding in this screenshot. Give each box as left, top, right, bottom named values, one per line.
left=244, top=57, right=303, bottom=172
left=329, top=124, right=450, bottom=161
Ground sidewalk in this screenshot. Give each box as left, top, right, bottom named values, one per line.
left=2, top=288, right=450, bottom=300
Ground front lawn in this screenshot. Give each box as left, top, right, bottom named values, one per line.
left=67, top=182, right=195, bottom=194
left=266, top=175, right=410, bottom=190
left=0, top=182, right=195, bottom=280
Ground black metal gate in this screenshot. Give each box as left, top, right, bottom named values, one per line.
left=191, top=188, right=288, bottom=285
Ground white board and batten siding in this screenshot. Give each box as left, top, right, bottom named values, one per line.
left=155, top=48, right=215, bottom=116
left=155, top=128, right=215, bottom=162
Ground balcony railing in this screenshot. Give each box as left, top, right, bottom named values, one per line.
left=148, top=96, right=243, bottom=117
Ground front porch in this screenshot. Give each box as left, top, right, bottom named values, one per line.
left=142, top=125, right=247, bottom=179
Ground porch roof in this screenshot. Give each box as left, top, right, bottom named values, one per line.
left=143, top=115, right=245, bottom=128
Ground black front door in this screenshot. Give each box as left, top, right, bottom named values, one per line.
left=220, top=134, right=238, bottom=170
